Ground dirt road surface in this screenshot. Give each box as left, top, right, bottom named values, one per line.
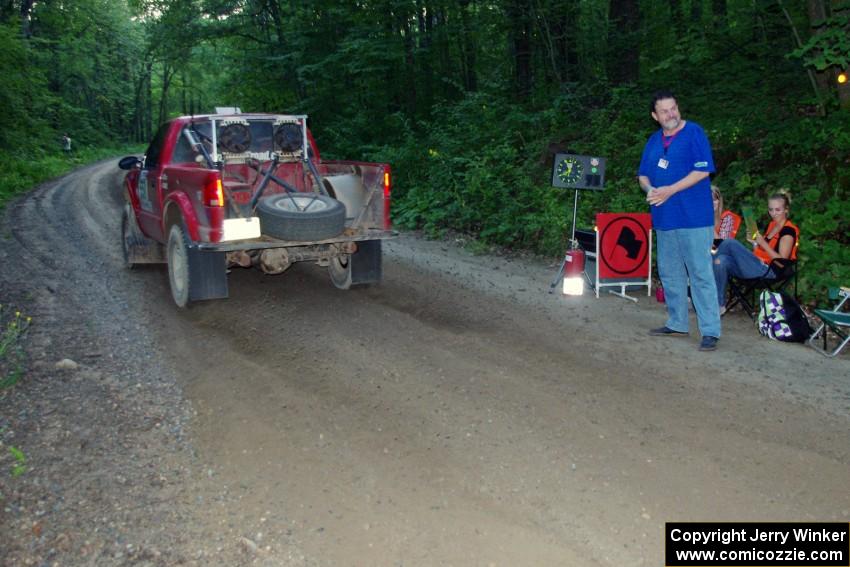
left=1, top=161, right=848, bottom=566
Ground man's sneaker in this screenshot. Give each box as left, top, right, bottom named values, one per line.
left=648, top=326, right=689, bottom=337
left=699, top=336, right=719, bottom=351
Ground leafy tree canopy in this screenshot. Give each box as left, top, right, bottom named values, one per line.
left=0, top=0, right=847, bottom=300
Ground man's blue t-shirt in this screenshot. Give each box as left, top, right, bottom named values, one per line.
left=638, top=121, right=715, bottom=230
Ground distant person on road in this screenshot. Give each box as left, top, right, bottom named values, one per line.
left=62, top=133, right=72, bottom=155
left=638, top=90, right=721, bottom=352
left=712, top=190, right=798, bottom=315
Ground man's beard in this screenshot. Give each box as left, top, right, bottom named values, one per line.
left=663, top=117, right=681, bottom=131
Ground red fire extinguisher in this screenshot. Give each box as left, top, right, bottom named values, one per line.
left=564, top=249, right=585, bottom=277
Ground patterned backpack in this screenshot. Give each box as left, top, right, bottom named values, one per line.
left=757, top=290, right=813, bottom=343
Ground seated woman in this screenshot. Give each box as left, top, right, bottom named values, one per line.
left=712, top=185, right=741, bottom=245
left=713, top=190, right=798, bottom=313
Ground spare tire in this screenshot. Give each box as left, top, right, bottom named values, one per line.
left=257, top=193, right=346, bottom=241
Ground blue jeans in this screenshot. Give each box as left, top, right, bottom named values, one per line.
left=712, top=239, right=775, bottom=306
left=656, top=226, right=721, bottom=337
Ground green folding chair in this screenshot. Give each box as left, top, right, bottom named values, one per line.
left=807, top=286, right=850, bottom=358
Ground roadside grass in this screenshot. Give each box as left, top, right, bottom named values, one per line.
left=0, top=143, right=144, bottom=209
left=463, top=238, right=493, bottom=256
left=6, top=444, right=26, bottom=478
left=0, top=304, right=32, bottom=491
left=0, top=303, right=31, bottom=390
left=0, top=143, right=140, bottom=493
left=0, top=436, right=27, bottom=498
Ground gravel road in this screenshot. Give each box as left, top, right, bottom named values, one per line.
left=1, top=161, right=848, bottom=566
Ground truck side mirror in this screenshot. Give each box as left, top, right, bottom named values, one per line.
left=118, top=156, right=142, bottom=170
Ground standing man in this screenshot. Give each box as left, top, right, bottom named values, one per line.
left=638, top=90, right=721, bottom=351
left=61, top=133, right=72, bottom=155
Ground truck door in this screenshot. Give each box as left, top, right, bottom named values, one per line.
left=135, top=123, right=171, bottom=241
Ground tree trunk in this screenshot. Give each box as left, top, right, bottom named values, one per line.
left=267, top=1, right=287, bottom=55
left=145, top=67, right=153, bottom=137
left=458, top=0, right=477, bottom=92
left=804, top=0, right=831, bottom=95
left=668, top=0, right=684, bottom=32
left=402, top=7, right=418, bottom=112
left=158, top=64, right=173, bottom=128
left=19, top=0, right=34, bottom=37
left=534, top=0, right=563, bottom=85
left=712, top=0, right=727, bottom=29
left=181, top=71, right=187, bottom=115
left=267, top=0, right=306, bottom=105
left=608, top=0, right=639, bottom=84
left=691, top=0, right=702, bottom=23
left=133, top=60, right=152, bottom=142
left=416, top=0, right=433, bottom=112
left=777, top=0, right=824, bottom=114
left=0, top=1, right=12, bottom=23
left=505, top=0, right=532, bottom=99
left=434, top=5, right=452, bottom=100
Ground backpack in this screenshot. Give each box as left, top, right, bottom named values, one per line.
left=757, top=290, right=813, bottom=342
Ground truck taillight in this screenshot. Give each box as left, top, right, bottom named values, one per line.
left=383, top=167, right=392, bottom=229
left=204, top=175, right=224, bottom=207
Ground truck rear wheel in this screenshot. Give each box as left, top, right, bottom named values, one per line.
left=329, top=254, right=353, bottom=289
left=329, top=240, right=382, bottom=289
left=167, top=224, right=192, bottom=308
left=257, top=193, right=345, bottom=241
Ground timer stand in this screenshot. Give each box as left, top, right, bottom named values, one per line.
left=547, top=153, right=607, bottom=294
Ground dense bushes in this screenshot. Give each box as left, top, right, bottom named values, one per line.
left=360, top=85, right=848, bottom=304
left=1, top=1, right=845, bottom=304
left=0, top=145, right=143, bottom=208
left=371, top=94, right=569, bottom=253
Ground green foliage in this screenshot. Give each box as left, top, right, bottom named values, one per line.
left=0, top=143, right=145, bottom=208
left=0, top=304, right=31, bottom=390
left=373, top=93, right=570, bottom=252
left=0, top=22, right=53, bottom=151
left=790, top=9, right=850, bottom=71
left=0, top=0, right=845, bottom=304
left=0, top=2, right=145, bottom=155
left=718, top=110, right=850, bottom=303
left=369, top=62, right=848, bottom=303
left=8, top=446, right=27, bottom=477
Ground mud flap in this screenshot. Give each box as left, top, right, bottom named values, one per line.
left=351, top=240, right=382, bottom=285
left=188, top=247, right=229, bottom=301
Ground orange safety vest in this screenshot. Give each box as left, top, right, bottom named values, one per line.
left=754, top=220, right=799, bottom=264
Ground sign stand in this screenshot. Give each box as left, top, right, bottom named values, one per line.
left=594, top=230, right=652, bottom=302
left=548, top=189, right=595, bottom=292
left=546, top=153, right=606, bottom=294
left=594, top=213, right=653, bottom=301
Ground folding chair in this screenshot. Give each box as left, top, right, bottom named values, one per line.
left=725, top=258, right=798, bottom=320
left=807, top=286, right=850, bottom=357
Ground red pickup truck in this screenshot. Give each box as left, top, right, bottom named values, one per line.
left=119, top=111, right=394, bottom=307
